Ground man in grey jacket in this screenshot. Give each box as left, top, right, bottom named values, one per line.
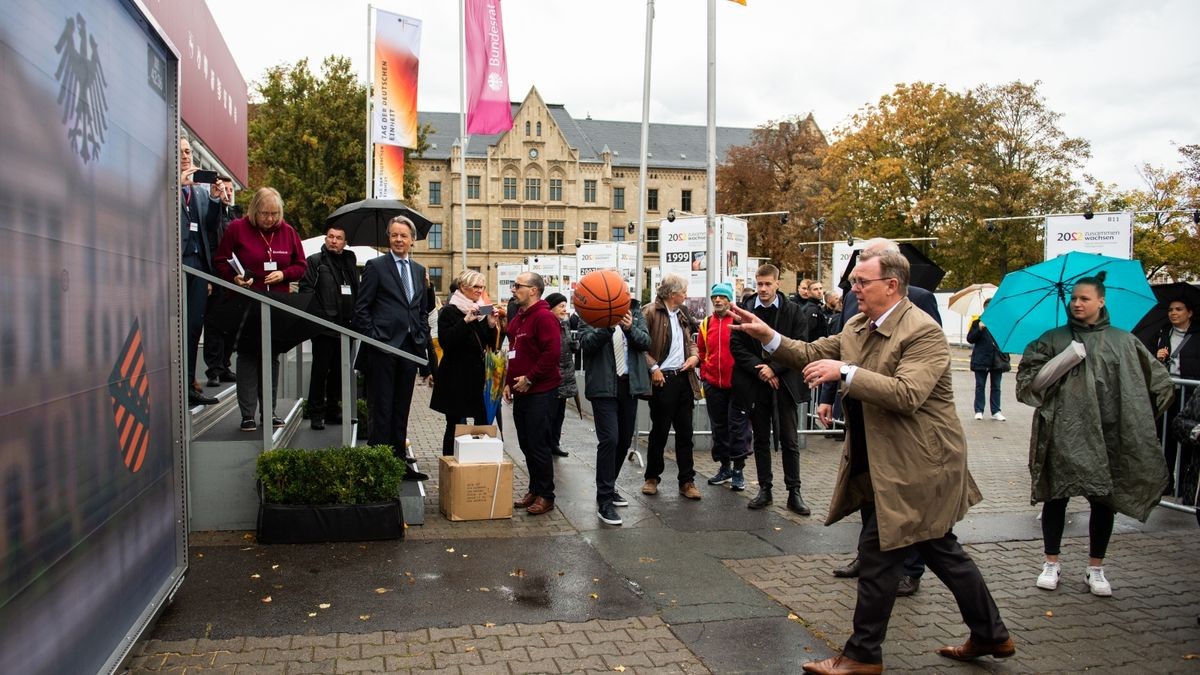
left=580, top=298, right=651, bottom=526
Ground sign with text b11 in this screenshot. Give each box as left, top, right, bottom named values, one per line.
left=1043, top=212, right=1132, bottom=260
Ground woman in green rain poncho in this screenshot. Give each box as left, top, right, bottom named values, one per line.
left=1017, top=273, right=1174, bottom=597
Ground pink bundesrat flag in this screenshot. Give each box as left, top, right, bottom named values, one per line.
left=465, top=0, right=514, bottom=134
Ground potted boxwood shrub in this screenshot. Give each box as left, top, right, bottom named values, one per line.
left=255, top=445, right=405, bottom=544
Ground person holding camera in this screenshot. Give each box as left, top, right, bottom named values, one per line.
left=967, top=298, right=1009, bottom=421
left=429, top=269, right=501, bottom=456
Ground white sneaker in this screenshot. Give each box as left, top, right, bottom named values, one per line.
left=974, top=412, right=984, bottom=420
left=993, top=412, right=1007, bottom=421
left=1085, top=566, right=1112, bottom=596
left=1036, top=561, right=1061, bottom=590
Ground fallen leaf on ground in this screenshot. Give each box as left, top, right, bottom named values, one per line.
left=613, top=666, right=626, bottom=672
left=196, top=553, right=204, bottom=558
left=262, top=596, right=272, bottom=603
left=243, top=533, right=254, bottom=540
left=446, top=548, right=455, bottom=553
left=589, top=593, right=599, bottom=599
left=462, top=554, right=469, bottom=558
left=1045, top=610, right=1053, bottom=617
left=359, top=615, right=370, bottom=620
left=479, top=587, right=491, bottom=592
left=271, top=564, right=279, bottom=570
left=375, top=588, right=389, bottom=594
left=484, top=622, right=496, bottom=628
left=307, top=612, right=317, bottom=617
left=250, top=574, right=260, bottom=579
left=637, top=557, right=657, bottom=564
left=319, top=603, right=331, bottom=609
left=510, top=569, right=526, bottom=578
left=1183, top=654, right=1198, bottom=660
left=787, top=613, right=799, bottom=621
left=804, top=646, right=812, bottom=652
left=465, top=646, right=476, bottom=652
left=592, top=578, right=600, bottom=582
left=773, top=527, right=782, bottom=532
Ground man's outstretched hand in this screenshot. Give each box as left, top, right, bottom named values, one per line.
left=728, top=305, right=775, bottom=344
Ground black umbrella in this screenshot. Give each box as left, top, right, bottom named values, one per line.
left=838, top=242, right=946, bottom=292
left=1132, top=282, right=1200, bottom=348
left=325, top=199, right=434, bottom=247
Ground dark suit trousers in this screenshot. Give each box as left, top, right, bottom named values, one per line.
left=750, top=385, right=800, bottom=491
left=307, top=335, right=344, bottom=419
left=183, top=254, right=208, bottom=383
left=512, top=390, right=556, bottom=500
left=592, top=378, right=638, bottom=506
left=365, top=349, right=418, bottom=458
left=203, top=290, right=236, bottom=378
left=646, top=372, right=695, bottom=486
left=844, top=504, right=1008, bottom=664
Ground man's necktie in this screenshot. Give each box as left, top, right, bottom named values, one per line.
left=869, top=320, right=878, bottom=332
left=613, top=327, right=627, bottom=376
left=400, top=259, right=413, bottom=301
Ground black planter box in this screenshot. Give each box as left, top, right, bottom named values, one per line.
left=256, top=499, right=403, bottom=544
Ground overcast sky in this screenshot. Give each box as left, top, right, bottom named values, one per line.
left=206, top=0, right=1198, bottom=191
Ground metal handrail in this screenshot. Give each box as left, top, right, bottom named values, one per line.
left=1158, top=377, right=1199, bottom=516
left=185, top=267, right=427, bottom=448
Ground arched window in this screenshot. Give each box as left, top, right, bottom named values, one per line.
left=525, top=120, right=531, bottom=135
left=536, top=121, right=542, bottom=136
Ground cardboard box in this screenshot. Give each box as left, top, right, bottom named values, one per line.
left=438, top=456, right=513, bottom=521
left=453, top=424, right=505, bottom=463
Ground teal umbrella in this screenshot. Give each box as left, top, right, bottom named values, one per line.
left=981, top=252, right=1157, bottom=353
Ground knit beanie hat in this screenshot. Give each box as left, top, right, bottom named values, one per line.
left=709, top=282, right=734, bottom=301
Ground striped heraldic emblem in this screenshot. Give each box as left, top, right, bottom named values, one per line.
left=109, top=319, right=151, bottom=472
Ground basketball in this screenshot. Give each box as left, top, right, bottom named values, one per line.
left=572, top=269, right=631, bottom=328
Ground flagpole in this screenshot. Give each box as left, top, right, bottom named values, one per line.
left=634, top=0, right=654, bottom=303
left=364, top=4, right=374, bottom=200
left=459, top=0, right=470, bottom=273
left=705, top=0, right=717, bottom=301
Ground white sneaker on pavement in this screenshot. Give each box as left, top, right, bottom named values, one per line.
left=974, top=412, right=984, bottom=420
left=1085, top=566, right=1112, bottom=596
left=993, top=412, right=1007, bottom=421
left=1036, top=561, right=1061, bottom=590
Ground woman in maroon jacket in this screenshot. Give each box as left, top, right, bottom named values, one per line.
left=214, top=187, right=307, bottom=431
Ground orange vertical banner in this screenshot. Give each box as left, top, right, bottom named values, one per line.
left=372, top=9, right=421, bottom=148
left=373, top=144, right=406, bottom=199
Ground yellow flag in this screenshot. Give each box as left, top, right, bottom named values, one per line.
left=728, top=0, right=747, bottom=4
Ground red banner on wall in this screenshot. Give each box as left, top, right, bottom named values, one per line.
left=144, top=0, right=248, bottom=184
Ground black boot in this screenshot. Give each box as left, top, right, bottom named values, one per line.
left=747, top=488, right=772, bottom=510
left=310, top=418, right=325, bottom=430
left=786, top=487, right=811, bottom=516
left=832, top=557, right=860, bottom=578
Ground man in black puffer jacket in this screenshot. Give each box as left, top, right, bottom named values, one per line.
left=299, top=226, right=359, bottom=429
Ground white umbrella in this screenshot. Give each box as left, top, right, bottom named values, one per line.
left=300, top=236, right=385, bottom=266
left=947, top=283, right=997, bottom=317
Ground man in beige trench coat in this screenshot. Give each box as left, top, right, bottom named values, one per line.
left=730, top=249, right=1013, bottom=675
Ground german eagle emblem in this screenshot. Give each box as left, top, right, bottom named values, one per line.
left=55, top=13, right=109, bottom=163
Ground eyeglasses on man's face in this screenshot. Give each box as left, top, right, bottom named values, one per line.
left=510, top=282, right=533, bottom=290
left=848, top=276, right=892, bottom=289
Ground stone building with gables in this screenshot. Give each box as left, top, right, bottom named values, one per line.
left=408, top=87, right=760, bottom=295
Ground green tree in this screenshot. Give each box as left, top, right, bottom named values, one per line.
left=941, top=81, right=1090, bottom=283
left=1125, top=162, right=1200, bottom=280
left=246, top=56, right=429, bottom=239
left=715, top=114, right=829, bottom=272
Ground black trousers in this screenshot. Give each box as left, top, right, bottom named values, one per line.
left=183, top=256, right=208, bottom=383
left=750, top=385, right=800, bottom=491
left=646, top=372, right=695, bottom=486
left=843, top=504, right=1008, bottom=664
left=307, top=334, right=345, bottom=420
left=1041, top=497, right=1115, bottom=559
left=512, top=390, right=556, bottom=500
left=704, top=384, right=752, bottom=466
left=203, top=289, right=237, bottom=379
left=592, top=378, right=638, bottom=506
left=550, top=397, right=568, bottom=453
left=364, top=349, right=418, bottom=458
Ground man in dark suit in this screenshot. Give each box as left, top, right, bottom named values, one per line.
left=354, top=216, right=431, bottom=481
left=179, top=137, right=222, bottom=406
left=730, top=263, right=812, bottom=514
left=731, top=249, right=1012, bottom=674
left=820, top=238, right=943, bottom=594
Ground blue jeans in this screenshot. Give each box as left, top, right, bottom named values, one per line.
left=973, top=370, right=1003, bottom=415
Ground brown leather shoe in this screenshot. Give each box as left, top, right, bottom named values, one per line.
left=937, top=637, right=1015, bottom=661
left=526, top=496, right=554, bottom=515
left=514, top=492, right=535, bottom=509
left=680, top=482, right=702, bottom=499
left=641, top=479, right=658, bottom=495
left=801, top=655, right=883, bottom=674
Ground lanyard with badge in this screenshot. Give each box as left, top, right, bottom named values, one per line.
left=259, top=229, right=277, bottom=289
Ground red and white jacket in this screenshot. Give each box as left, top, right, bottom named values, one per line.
left=698, top=312, right=736, bottom=389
